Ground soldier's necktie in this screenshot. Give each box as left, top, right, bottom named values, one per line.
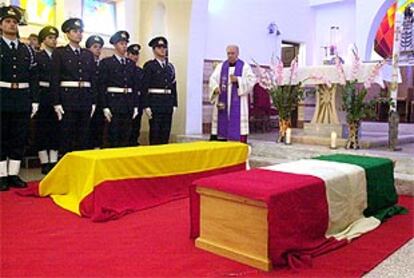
left=10, top=41, right=16, bottom=51
left=121, top=58, right=126, bottom=65
left=74, top=49, right=80, bottom=56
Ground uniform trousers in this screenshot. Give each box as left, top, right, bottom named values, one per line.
left=129, top=110, right=142, bottom=146
left=0, top=111, right=30, bottom=160
left=89, top=107, right=105, bottom=148
left=149, top=110, right=173, bottom=145
left=36, top=105, right=59, bottom=151
left=60, top=110, right=91, bottom=155
left=108, top=112, right=132, bottom=148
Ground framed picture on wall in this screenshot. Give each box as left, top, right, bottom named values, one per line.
left=10, top=0, right=56, bottom=25
left=81, top=0, right=117, bottom=36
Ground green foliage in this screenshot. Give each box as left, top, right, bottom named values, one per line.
left=268, top=83, right=304, bottom=120
left=341, top=80, right=393, bottom=124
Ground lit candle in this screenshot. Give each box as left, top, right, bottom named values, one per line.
left=285, top=128, right=292, bottom=145
left=330, top=131, right=337, bottom=149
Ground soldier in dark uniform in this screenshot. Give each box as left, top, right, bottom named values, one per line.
left=127, top=43, right=144, bottom=146
left=51, top=18, right=97, bottom=155
left=143, top=36, right=177, bottom=145
left=99, top=31, right=140, bottom=147
left=86, top=35, right=104, bottom=62
left=85, top=35, right=105, bottom=148
left=35, top=26, right=60, bottom=174
left=0, top=6, right=39, bottom=191
left=28, top=33, right=40, bottom=52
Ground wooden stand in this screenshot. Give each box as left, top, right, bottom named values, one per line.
left=304, top=84, right=345, bottom=138
left=195, top=187, right=272, bottom=271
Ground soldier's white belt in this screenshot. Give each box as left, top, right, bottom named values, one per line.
left=60, top=81, right=91, bottom=88
left=107, top=87, right=132, bottom=94
left=0, top=81, right=30, bottom=89
left=148, top=88, right=171, bottom=94
left=39, top=81, right=50, bottom=87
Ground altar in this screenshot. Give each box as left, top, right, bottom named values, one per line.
left=281, top=63, right=400, bottom=138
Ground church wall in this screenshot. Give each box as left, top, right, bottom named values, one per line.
left=185, top=0, right=209, bottom=135
left=312, top=0, right=356, bottom=63
left=204, top=0, right=316, bottom=66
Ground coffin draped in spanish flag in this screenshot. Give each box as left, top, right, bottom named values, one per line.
left=190, top=154, right=407, bottom=270
left=38, top=142, right=248, bottom=221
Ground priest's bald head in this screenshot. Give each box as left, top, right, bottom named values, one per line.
left=226, top=45, right=239, bottom=64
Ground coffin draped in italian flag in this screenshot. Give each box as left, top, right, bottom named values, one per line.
left=190, top=154, right=407, bottom=270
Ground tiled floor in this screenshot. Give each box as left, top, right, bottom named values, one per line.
left=364, top=239, right=414, bottom=278
left=250, top=122, right=414, bottom=155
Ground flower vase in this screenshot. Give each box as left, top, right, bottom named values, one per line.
left=346, top=121, right=360, bottom=149
left=277, top=119, right=291, bottom=143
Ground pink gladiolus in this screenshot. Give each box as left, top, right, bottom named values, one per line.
left=276, top=59, right=284, bottom=86
left=290, top=57, right=298, bottom=83
left=252, top=60, right=272, bottom=89
left=351, top=51, right=361, bottom=81
left=364, top=60, right=385, bottom=89
left=335, top=55, right=347, bottom=85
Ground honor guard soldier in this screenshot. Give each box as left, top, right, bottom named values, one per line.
left=143, top=36, right=177, bottom=145
left=0, top=5, right=39, bottom=191
left=36, top=26, right=60, bottom=174
left=51, top=18, right=97, bottom=155
left=99, top=31, right=140, bottom=147
left=126, top=43, right=144, bottom=146
left=86, top=35, right=104, bottom=63
left=86, top=35, right=105, bottom=148
left=28, top=33, right=40, bottom=52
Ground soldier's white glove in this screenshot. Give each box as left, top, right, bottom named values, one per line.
left=31, top=103, right=39, bottom=118
left=103, top=108, right=112, bottom=122
left=54, top=105, right=65, bottom=121
left=90, top=104, right=96, bottom=118
left=145, top=107, right=153, bottom=119
left=173, top=106, right=177, bottom=113
left=132, top=107, right=139, bottom=119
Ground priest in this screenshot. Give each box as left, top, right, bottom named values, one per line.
left=209, top=45, right=255, bottom=143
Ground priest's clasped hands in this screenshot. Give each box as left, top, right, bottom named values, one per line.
left=230, top=74, right=239, bottom=84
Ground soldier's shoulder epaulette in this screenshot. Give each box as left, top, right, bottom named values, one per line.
left=53, top=46, right=66, bottom=55
left=100, top=56, right=113, bottom=64
left=35, top=50, right=45, bottom=61
left=167, top=62, right=175, bottom=69
left=83, top=48, right=93, bottom=57
left=143, top=60, right=154, bottom=69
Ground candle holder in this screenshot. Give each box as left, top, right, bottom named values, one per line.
left=330, top=131, right=338, bottom=149
left=285, top=128, right=292, bottom=145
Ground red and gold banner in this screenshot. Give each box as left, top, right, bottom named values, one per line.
left=39, top=142, right=248, bottom=221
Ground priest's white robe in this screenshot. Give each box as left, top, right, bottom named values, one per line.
left=209, top=61, right=256, bottom=137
